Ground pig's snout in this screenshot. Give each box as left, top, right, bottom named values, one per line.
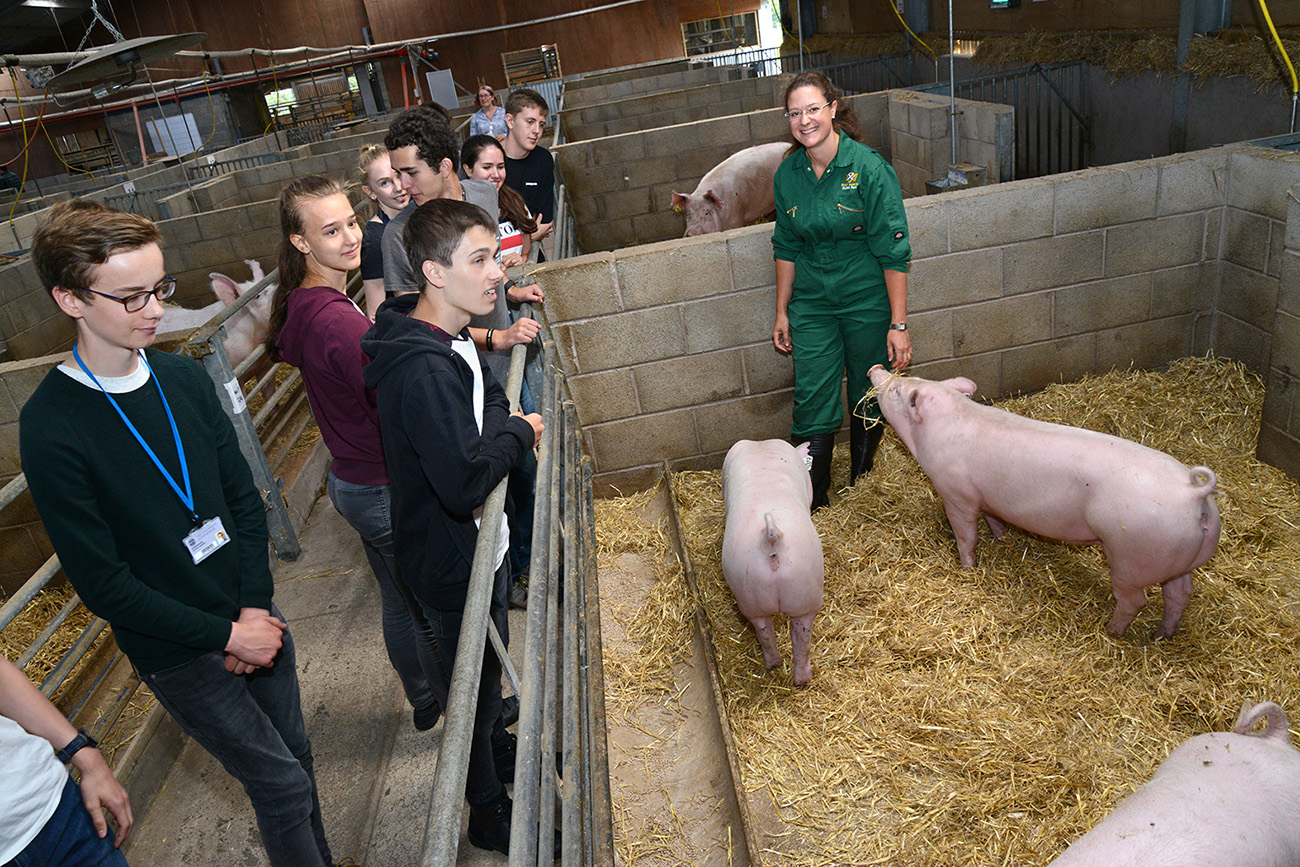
left=868, top=364, right=891, bottom=387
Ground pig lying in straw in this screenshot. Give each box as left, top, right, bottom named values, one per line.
left=671, top=142, right=788, bottom=237
left=867, top=366, right=1221, bottom=639
left=1048, top=701, right=1300, bottom=867
left=157, top=259, right=274, bottom=373
left=721, top=439, right=825, bottom=685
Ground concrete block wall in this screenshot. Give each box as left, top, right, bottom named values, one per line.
left=555, top=92, right=891, bottom=253
left=532, top=147, right=1244, bottom=493
left=1214, top=147, right=1300, bottom=478
left=889, top=90, right=1016, bottom=193
left=562, top=75, right=790, bottom=142
left=0, top=355, right=59, bottom=592
left=566, top=60, right=695, bottom=94
left=562, top=65, right=751, bottom=111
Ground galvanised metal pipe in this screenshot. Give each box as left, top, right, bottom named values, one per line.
left=421, top=339, right=530, bottom=865
left=561, top=402, right=583, bottom=866
left=579, top=460, right=614, bottom=865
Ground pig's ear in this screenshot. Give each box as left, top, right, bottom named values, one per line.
left=246, top=259, right=264, bottom=281
left=703, top=189, right=722, bottom=206
left=671, top=192, right=689, bottom=211
left=943, top=377, right=977, bottom=397
left=211, top=274, right=240, bottom=305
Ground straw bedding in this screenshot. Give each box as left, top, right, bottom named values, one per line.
left=598, top=356, right=1300, bottom=867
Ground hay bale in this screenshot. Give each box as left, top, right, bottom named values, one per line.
left=606, top=356, right=1300, bottom=867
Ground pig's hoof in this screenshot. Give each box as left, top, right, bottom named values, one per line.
left=1150, top=627, right=1178, bottom=642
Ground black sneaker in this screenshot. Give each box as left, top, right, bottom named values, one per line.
left=413, top=700, right=441, bottom=732
left=500, top=694, right=520, bottom=728
left=492, top=729, right=517, bottom=784
left=467, top=793, right=512, bottom=854
left=508, top=575, right=529, bottom=609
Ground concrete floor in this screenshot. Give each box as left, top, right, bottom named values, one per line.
left=123, top=492, right=521, bottom=866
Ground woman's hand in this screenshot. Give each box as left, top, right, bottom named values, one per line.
left=501, top=252, right=526, bottom=270
left=772, top=313, right=792, bottom=354
left=888, top=328, right=912, bottom=370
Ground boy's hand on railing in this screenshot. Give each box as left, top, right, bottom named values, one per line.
left=506, top=282, right=544, bottom=304
left=502, top=317, right=541, bottom=348
left=512, top=411, right=545, bottom=448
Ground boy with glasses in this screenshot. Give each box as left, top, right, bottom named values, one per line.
left=19, top=199, right=333, bottom=867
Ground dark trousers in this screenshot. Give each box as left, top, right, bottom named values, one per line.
left=6, top=776, right=129, bottom=867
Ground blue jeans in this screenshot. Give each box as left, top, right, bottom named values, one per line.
left=327, top=473, right=447, bottom=713
left=6, top=776, right=129, bottom=867
left=415, top=563, right=509, bottom=807
left=141, top=613, right=331, bottom=867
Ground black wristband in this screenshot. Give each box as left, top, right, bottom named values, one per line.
left=486, top=329, right=494, bottom=351
left=56, top=728, right=97, bottom=764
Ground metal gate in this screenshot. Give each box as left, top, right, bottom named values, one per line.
left=913, top=60, right=1091, bottom=179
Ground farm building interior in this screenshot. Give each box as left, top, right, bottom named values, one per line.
left=1, top=0, right=1300, bottom=864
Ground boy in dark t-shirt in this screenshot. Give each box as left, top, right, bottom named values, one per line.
left=502, top=88, right=555, bottom=258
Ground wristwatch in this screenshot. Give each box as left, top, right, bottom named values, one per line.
left=889, top=323, right=908, bottom=331
left=56, top=729, right=97, bottom=764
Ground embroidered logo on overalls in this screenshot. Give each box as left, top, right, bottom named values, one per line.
left=841, top=171, right=859, bottom=191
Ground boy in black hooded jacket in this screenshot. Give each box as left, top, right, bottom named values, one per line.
left=361, top=199, right=542, bottom=854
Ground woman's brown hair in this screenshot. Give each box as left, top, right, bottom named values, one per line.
left=782, top=71, right=860, bottom=156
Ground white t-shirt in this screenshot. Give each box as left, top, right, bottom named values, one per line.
left=0, top=715, right=70, bottom=861
left=449, top=335, right=511, bottom=571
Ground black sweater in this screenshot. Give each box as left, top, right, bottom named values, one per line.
left=361, top=293, right=533, bottom=610
left=19, top=350, right=272, bottom=674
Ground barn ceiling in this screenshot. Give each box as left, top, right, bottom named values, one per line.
left=0, top=0, right=99, bottom=57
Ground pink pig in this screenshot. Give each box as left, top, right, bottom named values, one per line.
left=721, top=439, right=825, bottom=685
left=867, top=366, right=1221, bottom=639
left=1049, top=701, right=1300, bottom=867
left=157, top=259, right=274, bottom=372
left=671, top=142, right=788, bottom=236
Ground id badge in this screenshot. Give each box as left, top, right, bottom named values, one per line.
left=183, top=516, right=230, bottom=565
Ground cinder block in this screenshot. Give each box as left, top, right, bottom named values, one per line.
left=1260, top=366, right=1295, bottom=433
left=682, top=287, right=777, bottom=355
left=560, top=304, right=685, bottom=373
left=727, top=226, right=777, bottom=291
left=1204, top=207, right=1223, bottom=260
left=1055, top=165, right=1159, bottom=234
left=599, top=187, right=653, bottom=223
left=905, top=199, right=948, bottom=259
left=533, top=252, right=620, bottom=322
left=910, top=309, right=953, bottom=365
left=694, top=389, right=794, bottom=455
left=1279, top=250, right=1300, bottom=317
left=197, top=207, right=250, bottom=241
left=1213, top=313, right=1270, bottom=370
left=586, top=408, right=700, bottom=472
left=1002, top=231, right=1105, bottom=295
left=1267, top=219, right=1285, bottom=278
left=741, top=343, right=794, bottom=394
left=1157, top=151, right=1229, bottom=215
left=998, top=334, right=1098, bottom=396
left=1256, top=424, right=1300, bottom=481
left=1053, top=274, right=1152, bottom=337
left=908, top=248, right=1001, bottom=312
left=1271, top=311, right=1300, bottom=384
left=747, top=110, right=789, bottom=142
left=633, top=349, right=745, bottom=414
left=568, top=368, right=639, bottom=425
left=947, top=181, right=1055, bottom=251
left=909, top=100, right=949, bottom=142
left=912, top=353, right=1002, bottom=399
left=1104, top=213, right=1205, bottom=277
left=894, top=131, right=920, bottom=168
left=1152, top=263, right=1217, bottom=317
left=1096, top=316, right=1198, bottom=373
left=1227, top=147, right=1300, bottom=221
left=582, top=218, right=634, bottom=254
left=588, top=132, right=646, bottom=168
left=1222, top=208, right=1271, bottom=272
left=951, top=294, right=1052, bottom=357
left=592, top=465, right=662, bottom=499
left=623, top=156, right=680, bottom=189
left=631, top=210, right=685, bottom=245
left=1287, top=189, right=1300, bottom=251
left=1217, top=262, right=1278, bottom=330
left=615, top=235, right=733, bottom=309
left=161, top=215, right=204, bottom=247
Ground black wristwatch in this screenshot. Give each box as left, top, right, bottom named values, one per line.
left=56, top=729, right=97, bottom=764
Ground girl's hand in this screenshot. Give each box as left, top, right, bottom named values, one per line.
left=888, top=328, right=912, bottom=370
left=772, top=314, right=792, bottom=354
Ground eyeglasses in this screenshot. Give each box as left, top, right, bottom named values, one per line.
left=83, top=277, right=177, bottom=312
left=784, top=102, right=830, bottom=122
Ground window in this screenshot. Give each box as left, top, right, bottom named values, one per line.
left=682, top=12, right=760, bottom=56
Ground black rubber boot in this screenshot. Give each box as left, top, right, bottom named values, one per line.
left=801, top=433, right=835, bottom=512
left=849, top=417, right=885, bottom=486
left=468, top=793, right=512, bottom=854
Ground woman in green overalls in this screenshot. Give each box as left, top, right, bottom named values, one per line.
left=772, top=71, right=913, bottom=511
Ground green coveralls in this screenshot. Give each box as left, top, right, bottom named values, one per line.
left=772, top=133, right=912, bottom=439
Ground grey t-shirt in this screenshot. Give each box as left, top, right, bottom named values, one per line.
left=380, top=179, right=514, bottom=385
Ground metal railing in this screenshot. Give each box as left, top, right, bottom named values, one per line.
left=694, top=44, right=831, bottom=78
left=818, top=51, right=918, bottom=95
left=103, top=180, right=194, bottom=221
left=421, top=309, right=610, bottom=865
left=912, top=60, right=1091, bottom=179
left=186, top=152, right=287, bottom=181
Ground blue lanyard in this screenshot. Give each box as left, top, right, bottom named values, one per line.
left=72, top=347, right=199, bottom=524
